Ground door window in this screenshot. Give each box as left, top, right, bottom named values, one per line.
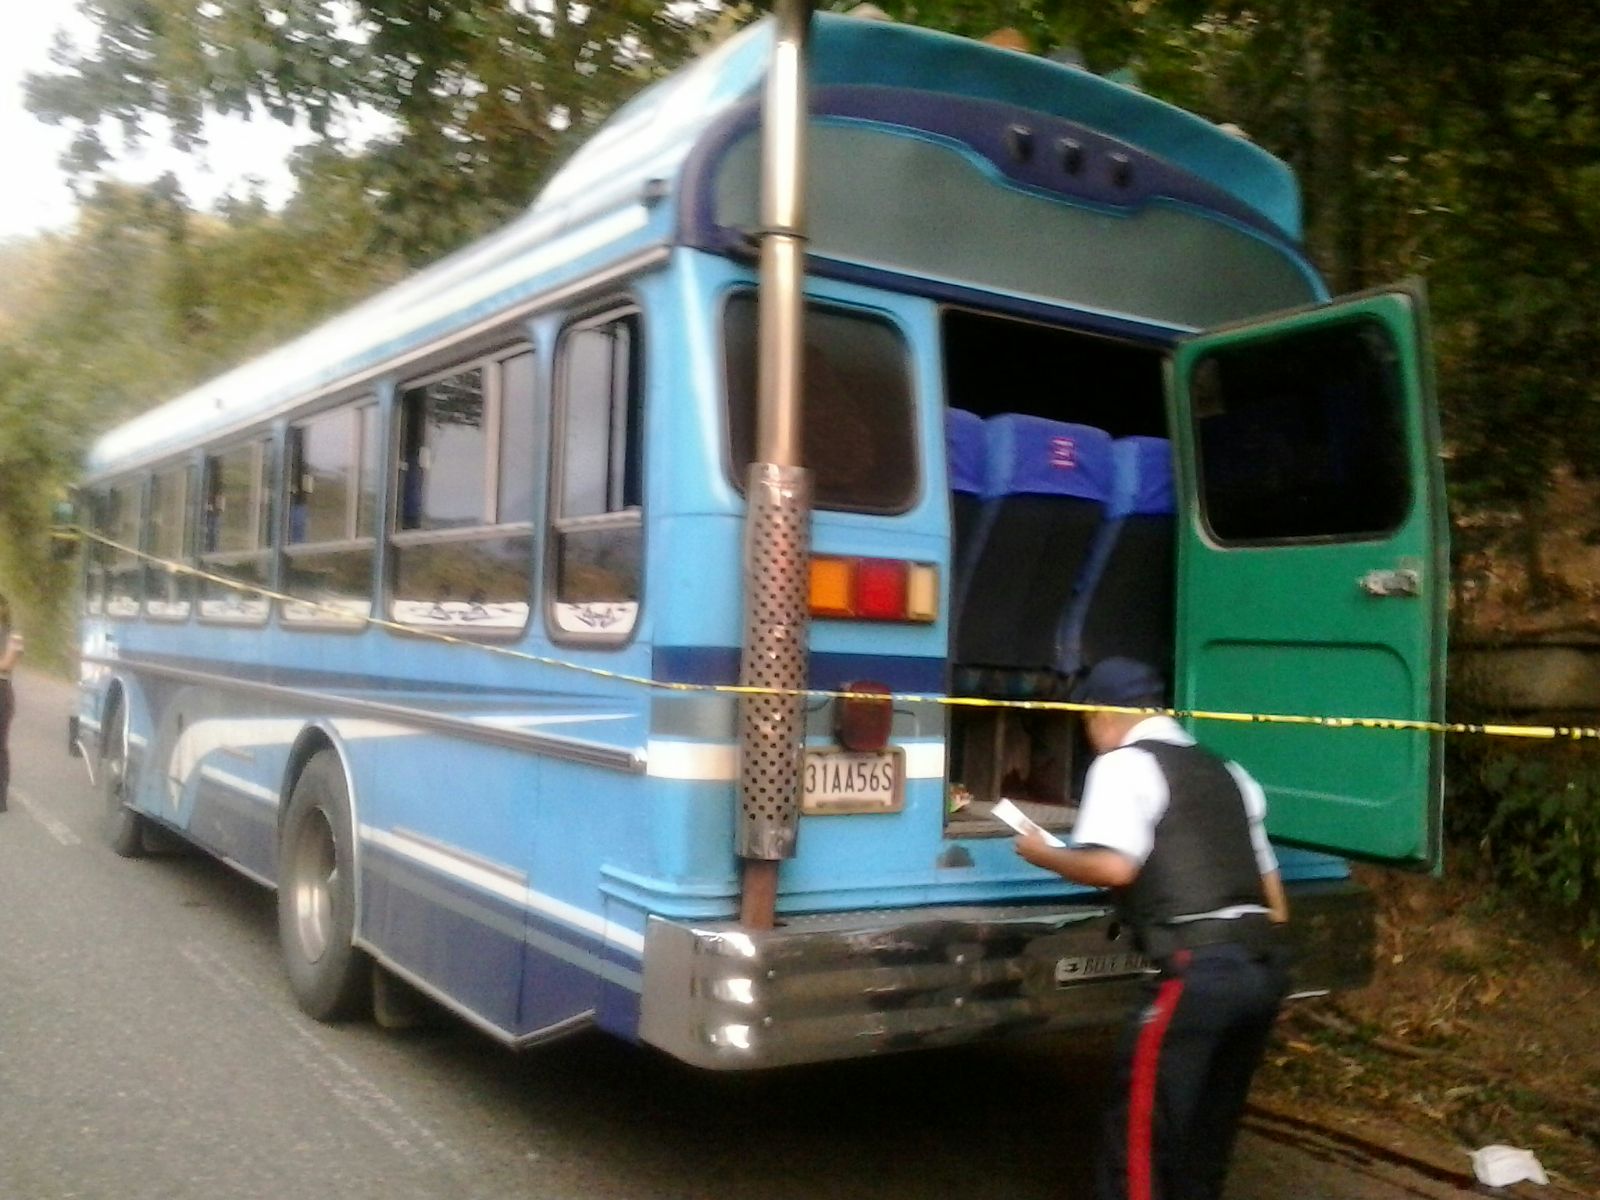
left=1190, top=318, right=1411, bottom=543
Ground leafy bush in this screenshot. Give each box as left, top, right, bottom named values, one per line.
left=1448, top=738, right=1600, bottom=945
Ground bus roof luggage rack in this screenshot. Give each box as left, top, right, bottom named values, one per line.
left=953, top=415, right=1113, bottom=681
left=1057, top=435, right=1177, bottom=677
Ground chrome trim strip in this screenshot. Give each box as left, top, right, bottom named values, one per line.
left=388, top=826, right=529, bottom=887
left=83, top=653, right=645, bottom=774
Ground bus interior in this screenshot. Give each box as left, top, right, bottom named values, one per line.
left=939, top=306, right=1172, bottom=839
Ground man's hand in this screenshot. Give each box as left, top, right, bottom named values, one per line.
left=1014, top=830, right=1057, bottom=869
left=1014, top=834, right=1138, bottom=889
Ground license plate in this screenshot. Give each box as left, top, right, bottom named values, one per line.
left=801, top=748, right=903, bottom=815
left=1053, top=952, right=1154, bottom=986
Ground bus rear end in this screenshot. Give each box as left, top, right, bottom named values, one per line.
left=627, top=11, right=1443, bottom=1069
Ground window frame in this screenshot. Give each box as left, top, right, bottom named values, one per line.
left=387, top=341, right=539, bottom=637
left=198, top=433, right=275, bottom=627
left=281, top=396, right=381, bottom=631
left=719, top=288, right=922, bottom=516
left=545, top=300, right=647, bottom=649
left=96, top=478, right=147, bottom=620
left=1187, top=313, right=1415, bottom=549
left=143, top=459, right=195, bottom=622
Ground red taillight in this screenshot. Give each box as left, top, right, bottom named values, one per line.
left=854, top=558, right=907, bottom=620
left=836, top=680, right=893, bottom=751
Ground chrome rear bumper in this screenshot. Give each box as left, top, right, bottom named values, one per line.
left=638, top=879, right=1372, bottom=1070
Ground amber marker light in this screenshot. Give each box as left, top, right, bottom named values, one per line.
left=809, top=556, right=856, bottom=618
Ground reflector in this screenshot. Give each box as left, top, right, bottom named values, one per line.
left=836, top=680, right=894, bottom=751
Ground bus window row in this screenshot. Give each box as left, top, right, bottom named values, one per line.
left=83, top=308, right=644, bottom=641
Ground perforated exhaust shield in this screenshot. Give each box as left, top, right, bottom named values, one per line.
left=737, top=462, right=813, bottom=860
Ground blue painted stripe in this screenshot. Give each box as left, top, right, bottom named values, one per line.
left=654, top=645, right=947, bottom=693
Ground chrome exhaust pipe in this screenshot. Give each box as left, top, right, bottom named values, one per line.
left=736, top=0, right=814, bottom=930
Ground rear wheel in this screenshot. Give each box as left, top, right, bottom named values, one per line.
left=100, top=703, right=147, bottom=858
left=278, top=750, right=371, bottom=1021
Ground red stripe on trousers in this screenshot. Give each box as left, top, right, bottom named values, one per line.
left=1127, top=970, right=1187, bottom=1200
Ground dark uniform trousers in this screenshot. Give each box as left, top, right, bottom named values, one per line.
left=1095, top=941, right=1288, bottom=1200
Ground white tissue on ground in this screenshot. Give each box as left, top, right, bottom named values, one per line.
left=1469, top=1144, right=1548, bottom=1188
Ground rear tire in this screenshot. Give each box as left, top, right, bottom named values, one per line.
left=100, top=703, right=147, bottom=858
left=278, top=750, right=371, bottom=1022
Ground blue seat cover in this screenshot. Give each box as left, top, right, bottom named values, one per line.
left=954, top=416, right=1114, bottom=677
left=1057, top=435, right=1177, bottom=678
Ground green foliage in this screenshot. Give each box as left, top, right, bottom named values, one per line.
left=0, top=174, right=406, bottom=665
left=1449, top=740, right=1600, bottom=946
left=27, top=1, right=701, bottom=264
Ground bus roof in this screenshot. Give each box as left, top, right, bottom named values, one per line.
left=87, top=13, right=1301, bottom=479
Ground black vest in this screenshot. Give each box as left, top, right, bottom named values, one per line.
left=1116, top=740, right=1267, bottom=950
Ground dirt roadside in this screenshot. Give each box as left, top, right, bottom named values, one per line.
left=1253, top=854, right=1600, bottom=1195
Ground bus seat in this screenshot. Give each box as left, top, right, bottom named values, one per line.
left=1058, top=435, right=1176, bottom=677
left=955, top=415, right=1114, bottom=678
left=946, top=408, right=986, bottom=597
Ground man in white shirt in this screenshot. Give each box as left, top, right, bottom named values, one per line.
left=1015, top=657, right=1289, bottom=1200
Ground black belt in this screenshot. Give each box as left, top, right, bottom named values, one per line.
left=1139, top=913, right=1277, bottom=960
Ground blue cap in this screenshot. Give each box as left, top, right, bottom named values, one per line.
left=1070, top=657, right=1166, bottom=706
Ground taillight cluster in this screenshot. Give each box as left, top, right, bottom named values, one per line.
left=808, top=557, right=938, bottom=622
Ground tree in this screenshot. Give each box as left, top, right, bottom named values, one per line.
left=27, top=1, right=702, bottom=263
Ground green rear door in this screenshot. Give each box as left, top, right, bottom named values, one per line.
left=1168, top=285, right=1446, bottom=868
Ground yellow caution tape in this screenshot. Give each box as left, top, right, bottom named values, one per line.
left=60, top=526, right=1598, bottom=740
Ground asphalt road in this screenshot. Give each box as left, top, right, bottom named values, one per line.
left=0, top=668, right=1476, bottom=1200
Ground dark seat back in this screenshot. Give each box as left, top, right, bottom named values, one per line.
left=1065, top=435, right=1176, bottom=674
left=955, top=415, right=1113, bottom=673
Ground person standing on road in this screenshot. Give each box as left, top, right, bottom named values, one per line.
left=1014, top=657, right=1290, bottom=1200
left=0, top=593, right=23, bottom=812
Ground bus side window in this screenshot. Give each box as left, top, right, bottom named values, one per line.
left=84, top=490, right=110, bottom=616
left=199, top=438, right=273, bottom=624
left=550, top=308, right=643, bottom=642
left=106, top=480, right=144, bottom=619
left=282, top=402, right=377, bottom=627
left=144, top=463, right=193, bottom=621
left=390, top=348, right=536, bottom=632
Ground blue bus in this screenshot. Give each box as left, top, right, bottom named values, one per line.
left=72, top=9, right=1444, bottom=1068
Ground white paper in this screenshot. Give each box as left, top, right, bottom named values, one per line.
left=992, top=798, right=1066, bottom=847
left=1469, top=1145, right=1547, bottom=1188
